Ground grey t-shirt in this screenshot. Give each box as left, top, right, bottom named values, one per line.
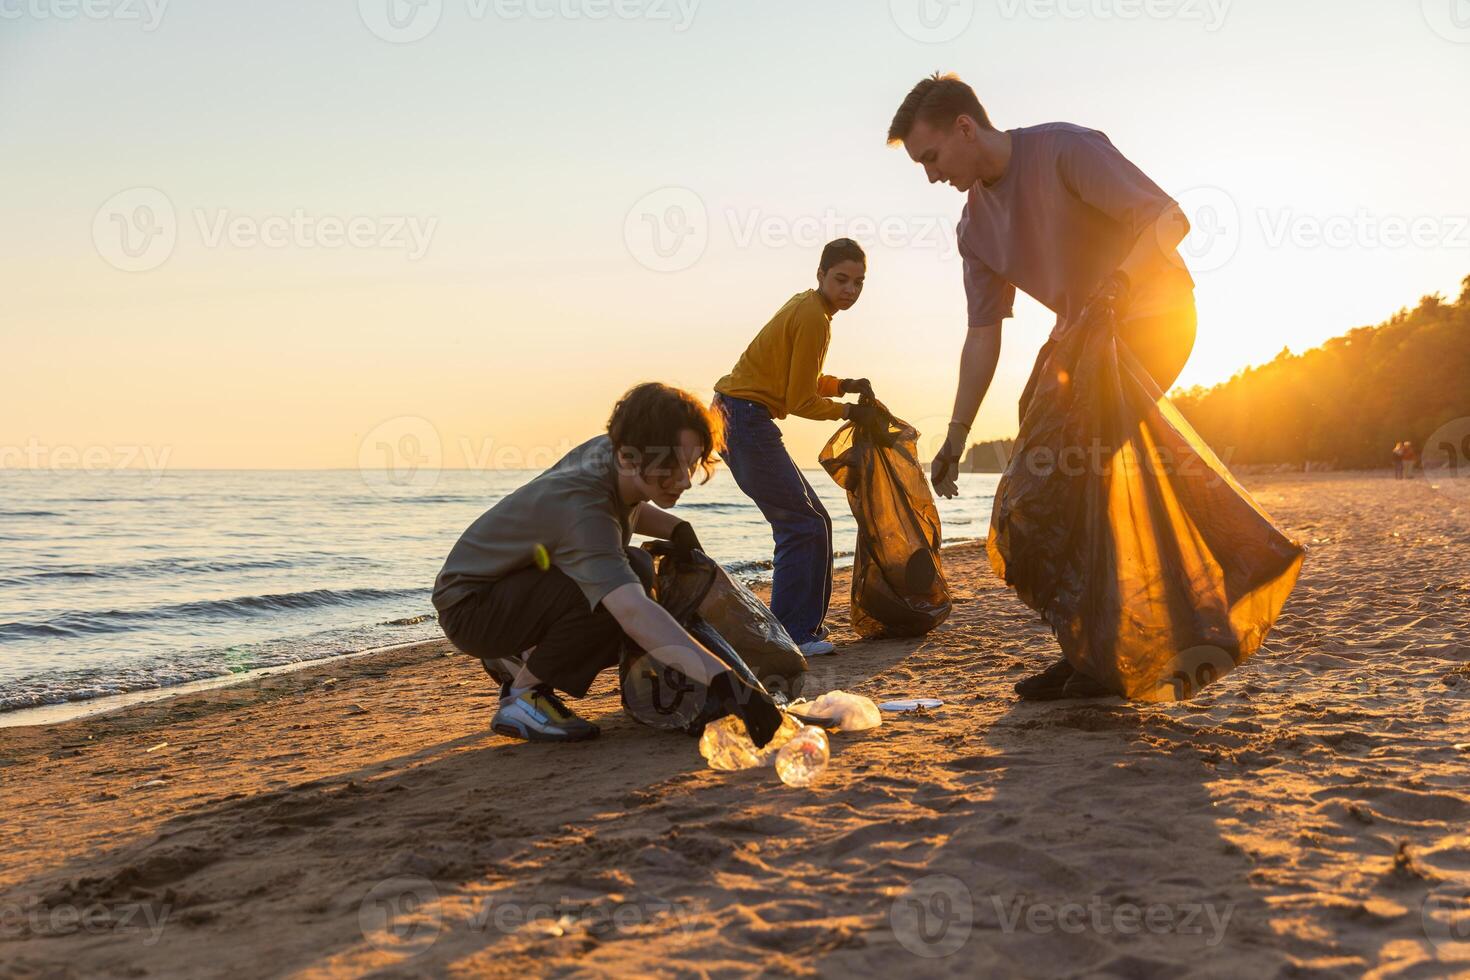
left=432, top=435, right=640, bottom=613
left=958, top=122, right=1195, bottom=338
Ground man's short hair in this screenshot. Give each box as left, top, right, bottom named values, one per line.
left=887, top=72, right=993, bottom=145
left=606, top=382, right=724, bottom=483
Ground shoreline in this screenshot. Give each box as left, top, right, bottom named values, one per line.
left=0, top=639, right=432, bottom=731
left=0, top=535, right=980, bottom=732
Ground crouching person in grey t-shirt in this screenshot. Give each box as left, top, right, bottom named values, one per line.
left=432, top=382, right=782, bottom=746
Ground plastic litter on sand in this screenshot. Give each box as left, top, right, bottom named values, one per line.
left=878, top=698, right=944, bottom=713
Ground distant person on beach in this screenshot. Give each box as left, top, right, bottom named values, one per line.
left=432, top=383, right=781, bottom=744
left=1393, top=441, right=1406, bottom=480
left=1401, top=440, right=1420, bottom=477
left=888, top=73, right=1197, bottom=700
left=713, top=238, right=878, bottom=658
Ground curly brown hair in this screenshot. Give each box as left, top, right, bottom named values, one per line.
left=606, top=382, right=724, bottom=484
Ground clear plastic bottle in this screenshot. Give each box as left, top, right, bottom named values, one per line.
left=699, top=713, right=800, bottom=771
left=774, top=725, right=830, bottom=787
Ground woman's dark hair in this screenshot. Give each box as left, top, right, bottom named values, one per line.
left=606, top=382, right=724, bottom=483
left=819, top=238, right=866, bottom=275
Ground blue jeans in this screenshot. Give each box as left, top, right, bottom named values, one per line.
left=714, top=394, right=833, bottom=645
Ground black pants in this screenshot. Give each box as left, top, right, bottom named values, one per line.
left=437, top=548, right=654, bottom=698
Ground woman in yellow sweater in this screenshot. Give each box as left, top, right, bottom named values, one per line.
left=713, top=239, right=877, bottom=656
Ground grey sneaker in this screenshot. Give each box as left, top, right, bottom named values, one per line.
left=492, top=686, right=599, bottom=742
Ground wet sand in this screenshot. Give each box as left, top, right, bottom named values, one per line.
left=2, top=472, right=1468, bottom=978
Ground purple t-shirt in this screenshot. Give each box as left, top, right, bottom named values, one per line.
left=958, top=122, right=1194, bottom=337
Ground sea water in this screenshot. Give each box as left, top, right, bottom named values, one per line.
left=0, top=468, right=997, bottom=715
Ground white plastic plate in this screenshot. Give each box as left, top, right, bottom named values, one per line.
left=878, top=698, right=944, bottom=713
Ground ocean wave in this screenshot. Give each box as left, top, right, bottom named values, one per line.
left=0, top=555, right=347, bottom=588
left=0, top=510, right=62, bottom=518
left=0, top=586, right=430, bottom=641
left=339, top=494, right=477, bottom=506
left=384, top=614, right=435, bottom=626
left=723, top=558, right=773, bottom=576
left=674, top=502, right=757, bottom=512
left=0, top=616, right=447, bottom=714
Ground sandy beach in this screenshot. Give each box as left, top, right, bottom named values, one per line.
left=2, top=471, right=1468, bottom=978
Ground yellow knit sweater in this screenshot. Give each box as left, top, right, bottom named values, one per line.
left=714, top=290, right=845, bottom=421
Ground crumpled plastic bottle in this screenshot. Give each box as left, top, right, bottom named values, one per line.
left=774, top=725, right=830, bottom=787
left=795, top=690, right=882, bottom=731
left=698, top=713, right=801, bottom=771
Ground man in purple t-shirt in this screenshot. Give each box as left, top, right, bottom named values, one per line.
left=888, top=73, right=1197, bottom=701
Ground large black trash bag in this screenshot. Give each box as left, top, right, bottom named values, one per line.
left=988, top=299, right=1306, bottom=701
left=820, top=400, right=952, bottom=638
left=619, top=545, right=803, bottom=735
left=657, top=546, right=807, bottom=697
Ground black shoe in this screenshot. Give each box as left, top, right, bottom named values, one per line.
left=1062, top=670, right=1115, bottom=699
left=1014, top=658, right=1076, bottom=700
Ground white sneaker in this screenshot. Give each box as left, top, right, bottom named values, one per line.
left=799, top=640, right=837, bottom=657
left=492, top=686, right=599, bottom=742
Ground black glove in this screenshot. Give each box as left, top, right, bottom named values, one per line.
left=670, top=521, right=702, bottom=563
left=846, top=401, right=880, bottom=430
left=931, top=447, right=963, bottom=492
left=837, top=378, right=874, bottom=400
left=708, top=671, right=783, bottom=748
left=1093, top=270, right=1131, bottom=315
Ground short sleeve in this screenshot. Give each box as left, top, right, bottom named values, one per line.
left=556, top=513, right=640, bottom=611
left=959, top=234, right=1015, bottom=328
left=1056, top=129, right=1176, bottom=238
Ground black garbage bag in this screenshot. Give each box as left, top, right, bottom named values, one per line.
left=654, top=549, right=807, bottom=697
left=819, top=400, right=952, bottom=638
left=988, top=299, right=1306, bottom=701
left=619, top=545, right=801, bottom=736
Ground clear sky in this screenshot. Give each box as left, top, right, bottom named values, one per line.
left=3, top=0, right=1467, bottom=470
